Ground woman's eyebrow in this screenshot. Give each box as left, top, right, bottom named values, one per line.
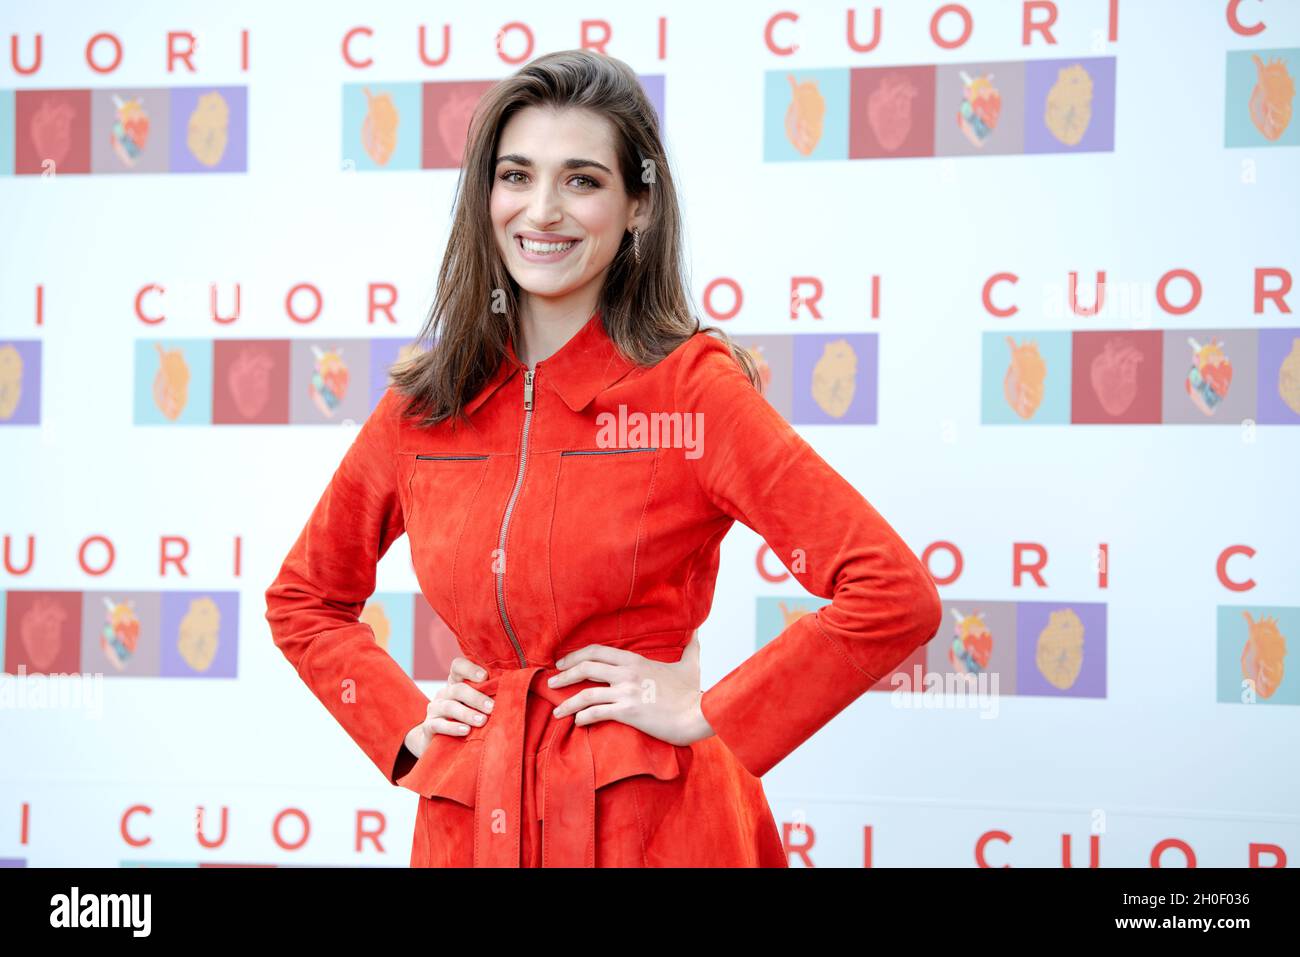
left=495, top=153, right=612, bottom=174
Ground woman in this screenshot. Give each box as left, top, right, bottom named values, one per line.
left=264, top=50, right=942, bottom=868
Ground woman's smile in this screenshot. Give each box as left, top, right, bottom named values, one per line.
left=515, top=233, right=583, bottom=262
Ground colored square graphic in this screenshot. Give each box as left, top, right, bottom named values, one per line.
left=212, top=339, right=291, bottom=424
left=158, top=591, right=238, bottom=677
left=413, top=599, right=462, bottom=681
left=790, top=332, right=876, bottom=424
left=15, top=88, right=91, bottom=175
left=1255, top=328, right=1300, bottom=424
left=91, top=87, right=171, bottom=174
left=288, top=339, right=372, bottom=424
left=934, top=61, right=1027, bottom=157
left=1023, top=56, right=1116, bottom=154
left=421, top=80, right=495, bottom=169
left=368, top=337, right=422, bottom=410
left=366, top=592, right=415, bottom=676
left=169, top=86, right=247, bottom=173
left=0, top=339, right=42, bottom=424
left=4, top=590, right=83, bottom=675
left=343, top=82, right=423, bottom=171
left=982, top=330, right=1071, bottom=424
left=850, top=64, right=937, bottom=159
left=80, top=591, right=162, bottom=676
left=765, top=68, right=850, bottom=161
left=1069, top=329, right=1163, bottom=424
left=927, top=601, right=1018, bottom=695
left=732, top=334, right=794, bottom=420
left=1014, top=601, right=1106, bottom=698
left=135, top=339, right=213, bottom=424
left=1216, top=605, right=1299, bottom=705
left=1160, top=328, right=1258, bottom=424
left=0, top=89, right=13, bottom=175
left=1225, top=48, right=1300, bottom=148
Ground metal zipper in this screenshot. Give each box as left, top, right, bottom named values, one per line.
left=560, top=447, right=658, bottom=456
left=416, top=454, right=489, bottom=460
left=495, top=368, right=534, bottom=668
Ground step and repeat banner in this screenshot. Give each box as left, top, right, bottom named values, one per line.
left=1, top=1, right=1297, bottom=867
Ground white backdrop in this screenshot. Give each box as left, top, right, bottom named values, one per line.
left=1, top=0, right=1298, bottom=867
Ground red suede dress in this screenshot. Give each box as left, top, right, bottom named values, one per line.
left=265, top=309, right=942, bottom=867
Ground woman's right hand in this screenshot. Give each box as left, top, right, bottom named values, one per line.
left=403, top=657, right=496, bottom=758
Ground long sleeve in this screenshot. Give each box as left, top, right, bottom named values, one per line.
left=679, top=335, right=943, bottom=779
left=264, top=385, right=431, bottom=786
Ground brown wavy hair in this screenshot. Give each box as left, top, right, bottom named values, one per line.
left=388, top=48, right=760, bottom=429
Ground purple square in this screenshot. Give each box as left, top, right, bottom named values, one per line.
left=1024, top=56, right=1115, bottom=154
left=159, top=591, right=239, bottom=677
left=0, top=339, right=41, bottom=424
left=1015, top=600, right=1106, bottom=698
left=791, top=333, right=877, bottom=424
left=169, top=86, right=247, bottom=173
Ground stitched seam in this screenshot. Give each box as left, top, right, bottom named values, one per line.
left=631, top=778, right=649, bottom=867
left=448, top=461, right=490, bottom=641
left=809, top=611, right=884, bottom=684
left=546, top=453, right=562, bottom=647
left=617, top=450, right=659, bottom=644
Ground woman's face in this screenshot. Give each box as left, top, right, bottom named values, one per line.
left=490, top=105, right=642, bottom=304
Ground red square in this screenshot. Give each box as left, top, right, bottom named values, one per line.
left=850, top=66, right=936, bottom=159
left=1070, top=330, right=1164, bottom=423
left=421, top=80, right=495, bottom=169
left=212, top=339, right=291, bottom=424
left=15, top=89, right=91, bottom=175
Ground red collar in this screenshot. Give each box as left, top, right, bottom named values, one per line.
left=463, top=308, right=636, bottom=416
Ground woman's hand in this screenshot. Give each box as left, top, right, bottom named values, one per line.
left=547, top=631, right=714, bottom=746
left=404, top=656, right=496, bottom=759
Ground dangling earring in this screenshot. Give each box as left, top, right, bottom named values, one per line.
left=632, top=226, right=641, bottom=265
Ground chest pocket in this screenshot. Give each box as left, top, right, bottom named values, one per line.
left=548, top=447, right=659, bottom=637
left=407, top=454, right=490, bottom=630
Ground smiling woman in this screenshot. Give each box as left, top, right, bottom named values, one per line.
left=265, top=48, right=942, bottom=868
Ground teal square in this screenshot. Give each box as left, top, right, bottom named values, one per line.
left=755, top=595, right=830, bottom=653
left=369, top=591, right=415, bottom=676
left=134, top=339, right=212, bottom=424
left=1225, top=48, right=1300, bottom=147
left=982, top=330, right=1071, bottom=424
left=764, top=68, right=849, bottom=161
left=0, top=89, right=13, bottom=175
left=1217, top=605, right=1300, bottom=705
left=342, top=82, right=422, bottom=171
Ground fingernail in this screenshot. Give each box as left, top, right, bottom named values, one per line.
left=476, top=670, right=485, bottom=680
left=484, top=699, right=494, bottom=712
left=555, top=658, right=565, bottom=668
left=547, top=676, right=557, bottom=685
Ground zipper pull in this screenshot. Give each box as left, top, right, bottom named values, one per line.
left=523, top=370, right=534, bottom=410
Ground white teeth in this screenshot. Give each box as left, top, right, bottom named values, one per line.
left=520, top=238, right=577, bottom=254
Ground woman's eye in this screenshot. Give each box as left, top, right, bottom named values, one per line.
left=501, top=170, right=526, bottom=184
left=570, top=174, right=598, bottom=189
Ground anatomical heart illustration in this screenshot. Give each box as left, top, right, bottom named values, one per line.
left=1248, top=54, right=1294, bottom=142
left=1184, top=336, right=1234, bottom=416
left=949, top=608, right=994, bottom=675
left=1044, top=63, right=1093, bottom=146
left=361, top=87, right=399, bottom=165
left=186, top=91, right=230, bottom=167
left=29, top=95, right=77, bottom=168
left=109, top=93, right=150, bottom=167
left=867, top=72, right=919, bottom=151
left=784, top=74, right=826, bottom=155
left=176, top=596, right=220, bottom=672
left=435, top=90, right=479, bottom=164
left=100, top=596, right=142, bottom=671
left=309, top=345, right=350, bottom=417
left=227, top=345, right=276, bottom=419
left=152, top=342, right=192, bottom=420
left=361, top=600, right=392, bottom=653
left=957, top=70, right=1002, bottom=147
left=1004, top=336, right=1047, bottom=419
left=1089, top=337, right=1144, bottom=416
left=809, top=338, right=857, bottom=418
left=1036, top=608, right=1085, bottom=691
left=1240, top=611, right=1287, bottom=699
left=1278, top=337, right=1300, bottom=415
left=20, top=597, right=68, bottom=672
left=0, top=343, right=24, bottom=420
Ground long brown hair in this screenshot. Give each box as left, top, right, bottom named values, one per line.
left=388, top=48, right=760, bottom=429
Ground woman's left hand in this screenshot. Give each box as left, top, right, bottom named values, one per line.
left=547, top=630, right=713, bottom=746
